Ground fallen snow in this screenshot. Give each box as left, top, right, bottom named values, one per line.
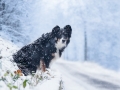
left=0, top=37, right=63, bottom=90
left=52, top=59, right=120, bottom=90
left=1, top=37, right=120, bottom=90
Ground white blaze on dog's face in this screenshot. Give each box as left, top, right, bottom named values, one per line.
left=55, top=37, right=67, bottom=49
left=52, top=25, right=72, bottom=50
left=50, top=25, right=72, bottom=67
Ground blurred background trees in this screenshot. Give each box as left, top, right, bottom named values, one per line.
left=0, top=0, right=120, bottom=70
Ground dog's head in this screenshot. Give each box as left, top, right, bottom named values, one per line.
left=52, top=25, right=72, bottom=50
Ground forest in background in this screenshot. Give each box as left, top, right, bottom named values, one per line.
left=0, top=0, right=120, bottom=71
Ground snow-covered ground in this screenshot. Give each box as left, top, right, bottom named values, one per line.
left=1, top=0, right=120, bottom=90
left=1, top=37, right=120, bottom=90
left=0, top=37, right=63, bottom=90
left=52, top=59, right=120, bottom=90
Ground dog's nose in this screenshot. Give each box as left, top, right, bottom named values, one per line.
left=62, top=40, right=66, bottom=43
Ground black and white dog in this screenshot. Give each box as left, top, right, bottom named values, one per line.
left=13, top=25, right=72, bottom=76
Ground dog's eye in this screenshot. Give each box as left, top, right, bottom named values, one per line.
left=62, top=40, right=65, bottom=43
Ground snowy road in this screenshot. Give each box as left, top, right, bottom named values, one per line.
left=52, top=60, right=120, bottom=90
left=1, top=37, right=120, bottom=90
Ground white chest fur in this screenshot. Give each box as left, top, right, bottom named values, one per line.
left=49, top=49, right=60, bottom=67
left=52, top=49, right=60, bottom=61
left=50, top=38, right=66, bottom=67
left=52, top=38, right=66, bottom=60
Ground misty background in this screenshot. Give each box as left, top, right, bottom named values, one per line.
left=0, top=0, right=120, bottom=71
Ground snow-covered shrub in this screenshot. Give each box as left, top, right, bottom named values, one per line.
left=0, top=69, right=50, bottom=90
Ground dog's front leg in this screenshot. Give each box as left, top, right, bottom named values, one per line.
left=40, top=60, right=46, bottom=72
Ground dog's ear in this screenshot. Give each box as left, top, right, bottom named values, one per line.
left=64, top=25, right=72, bottom=38
left=52, top=25, right=60, bottom=36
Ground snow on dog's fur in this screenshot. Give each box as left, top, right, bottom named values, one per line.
left=13, top=25, right=72, bottom=76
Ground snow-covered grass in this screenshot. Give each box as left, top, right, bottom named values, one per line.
left=0, top=37, right=63, bottom=90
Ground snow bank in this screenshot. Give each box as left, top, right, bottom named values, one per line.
left=0, top=37, right=63, bottom=90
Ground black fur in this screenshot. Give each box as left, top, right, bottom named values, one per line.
left=13, top=25, right=72, bottom=76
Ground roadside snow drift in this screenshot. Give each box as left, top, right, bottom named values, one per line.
left=0, top=37, right=63, bottom=90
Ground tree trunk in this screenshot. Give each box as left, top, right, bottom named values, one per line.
left=84, top=30, right=87, bottom=61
